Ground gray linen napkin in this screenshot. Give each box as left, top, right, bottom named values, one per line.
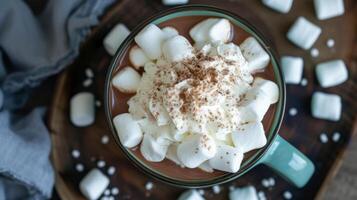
left=0, top=0, right=114, bottom=199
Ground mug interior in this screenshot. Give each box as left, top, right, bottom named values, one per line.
left=104, top=5, right=286, bottom=188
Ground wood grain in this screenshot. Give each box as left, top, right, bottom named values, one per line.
left=48, top=0, right=357, bottom=199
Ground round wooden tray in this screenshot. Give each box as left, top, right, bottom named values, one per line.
left=48, top=0, right=357, bottom=199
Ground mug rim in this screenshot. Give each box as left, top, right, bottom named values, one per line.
left=104, top=4, right=286, bottom=188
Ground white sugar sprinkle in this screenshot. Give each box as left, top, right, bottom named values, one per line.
left=320, top=133, right=328, bottom=143
left=75, top=163, right=84, bottom=172
left=212, top=185, right=220, bottom=194
left=283, top=191, right=293, bottom=199
left=332, top=132, right=341, bottom=142
left=145, top=181, right=154, bottom=190
left=111, top=187, right=119, bottom=195
left=268, top=177, right=276, bottom=186
left=261, top=179, right=270, bottom=188
left=71, top=149, right=80, bottom=158
left=327, top=39, right=335, bottom=48
left=107, top=166, right=116, bottom=175
left=83, top=78, right=93, bottom=87
left=198, top=189, right=205, bottom=195
left=85, top=68, right=94, bottom=78
left=95, top=100, right=102, bottom=107
left=104, top=189, right=110, bottom=196
left=301, top=78, right=308, bottom=86
left=97, top=160, right=106, bottom=168
left=289, top=108, right=298, bottom=116
left=310, top=48, right=319, bottom=57
left=101, top=135, right=110, bottom=144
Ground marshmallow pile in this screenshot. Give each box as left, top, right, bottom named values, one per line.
left=111, top=18, right=279, bottom=173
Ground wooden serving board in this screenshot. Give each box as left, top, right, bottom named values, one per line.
left=48, top=0, right=357, bottom=199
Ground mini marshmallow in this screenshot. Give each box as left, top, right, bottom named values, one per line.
left=178, top=190, right=205, bottom=200
left=113, top=113, right=143, bottom=148
left=315, top=59, right=348, bottom=88
left=70, top=92, right=95, bottom=127
left=314, top=0, right=344, bottom=20
left=103, top=23, right=130, bottom=56
left=281, top=56, right=304, bottom=84
left=239, top=89, right=272, bottom=122
left=189, top=18, right=232, bottom=44
left=79, top=169, right=110, bottom=200
left=129, top=45, right=150, bottom=69
left=177, top=134, right=217, bottom=168
left=166, top=144, right=183, bottom=166
left=287, top=17, right=321, bottom=50
left=140, top=133, right=171, bottom=162
left=252, top=77, right=279, bottom=103
left=198, top=161, right=214, bottom=173
left=311, top=91, right=342, bottom=121
left=240, top=37, right=270, bottom=72
left=148, top=99, right=170, bottom=126
left=112, top=67, right=141, bottom=93
left=262, top=0, right=293, bottom=14
left=162, top=35, right=194, bottom=63
left=229, top=186, right=258, bottom=200
left=162, top=0, right=189, bottom=5
left=231, top=122, right=267, bottom=153
left=135, top=24, right=166, bottom=59
left=217, top=43, right=247, bottom=65
left=208, top=144, right=243, bottom=173
left=162, top=26, right=179, bottom=39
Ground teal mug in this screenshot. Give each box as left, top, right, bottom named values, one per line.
left=104, top=5, right=315, bottom=188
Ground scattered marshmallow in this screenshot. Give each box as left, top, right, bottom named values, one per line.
left=177, top=134, right=217, bottom=168
left=261, top=0, right=293, bottom=13
left=229, top=186, right=235, bottom=191
left=198, top=189, right=205, bottom=195
left=268, top=177, right=276, bottom=186
left=229, top=186, right=258, bottom=200
left=70, top=92, right=95, bottom=127
left=85, top=68, right=94, bottom=78
left=97, top=160, right=106, bottom=168
left=83, top=78, right=93, bottom=87
left=76, top=163, right=84, bottom=172
left=198, top=161, right=214, bottom=173
left=145, top=181, right=154, bottom=190
left=112, top=67, right=141, bottom=93
left=72, top=149, right=80, bottom=158
left=283, top=190, right=293, bottom=199
left=212, top=185, right=221, bottom=194
left=162, top=26, right=179, bottom=39
left=320, top=133, right=329, bottom=143
left=315, top=59, right=348, bottom=88
left=287, top=17, right=321, bottom=50
left=314, top=0, right=344, bottom=20
left=79, top=169, right=110, bottom=200
left=101, top=135, right=109, bottom=144
left=189, top=18, right=232, bottom=44
left=332, top=132, right=341, bottom=142
left=240, top=37, right=270, bottom=72
left=107, top=166, right=116, bottom=175
left=310, top=48, right=319, bottom=57
left=135, top=24, right=166, bottom=59
left=95, top=100, right=102, bottom=107
left=281, top=56, right=304, bottom=84
left=103, top=23, right=130, bottom=56
left=326, top=38, right=335, bottom=48
left=178, top=190, right=205, bottom=200
left=301, top=78, right=308, bottom=86
left=140, top=132, right=170, bottom=162
left=113, top=113, right=143, bottom=148
left=311, top=91, right=342, bottom=121
left=252, top=77, right=279, bottom=103
left=129, top=46, right=150, bottom=69
left=258, top=191, right=267, bottom=200
left=162, top=0, right=189, bottom=5
left=108, top=196, right=114, bottom=200
left=232, top=122, right=266, bottom=153
left=261, top=179, right=270, bottom=188
left=104, top=189, right=110, bottom=196
left=289, top=107, right=298, bottom=116
left=239, top=89, right=272, bottom=123
left=111, top=187, right=119, bottom=195
left=208, top=144, right=244, bottom=173
left=162, top=35, right=194, bottom=63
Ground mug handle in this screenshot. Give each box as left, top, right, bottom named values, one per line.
left=259, top=134, right=315, bottom=188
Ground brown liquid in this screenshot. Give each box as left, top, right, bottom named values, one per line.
left=109, top=16, right=277, bottom=181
